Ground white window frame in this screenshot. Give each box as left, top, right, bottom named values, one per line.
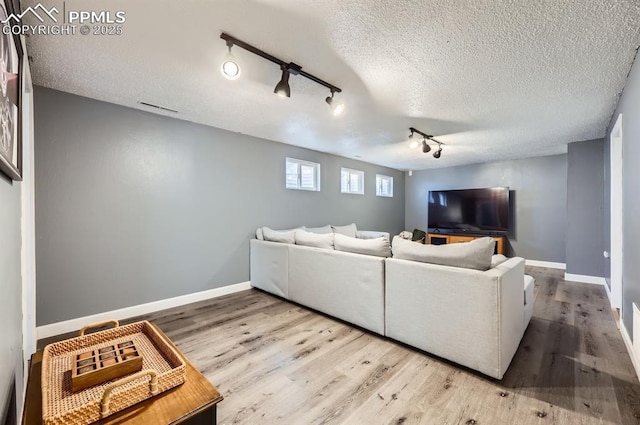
left=341, top=167, right=364, bottom=195
left=286, top=157, right=321, bottom=191
left=376, top=174, right=393, bottom=197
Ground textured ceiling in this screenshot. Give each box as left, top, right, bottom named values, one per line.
left=25, top=0, right=640, bottom=170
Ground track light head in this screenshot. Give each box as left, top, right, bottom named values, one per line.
left=326, top=91, right=345, bottom=116
left=433, top=144, right=442, bottom=159
left=221, top=43, right=241, bottom=80
left=408, top=131, right=419, bottom=149
left=422, top=139, right=431, bottom=153
left=274, top=67, right=291, bottom=98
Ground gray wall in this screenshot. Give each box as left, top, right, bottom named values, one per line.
left=34, top=87, right=405, bottom=326
left=405, top=154, right=567, bottom=262
left=566, top=139, right=605, bottom=277
left=605, top=53, right=640, bottom=336
left=0, top=177, right=22, bottom=425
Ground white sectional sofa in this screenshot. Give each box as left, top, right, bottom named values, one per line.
left=250, top=226, right=529, bottom=379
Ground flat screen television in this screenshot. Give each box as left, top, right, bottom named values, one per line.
left=428, top=187, right=510, bottom=234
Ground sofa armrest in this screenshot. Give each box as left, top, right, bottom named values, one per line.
left=485, top=257, right=527, bottom=375
left=356, top=230, right=390, bottom=241
left=250, top=239, right=289, bottom=298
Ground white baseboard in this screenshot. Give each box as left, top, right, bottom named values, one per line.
left=525, top=260, right=566, bottom=270
left=36, top=281, right=252, bottom=340
left=564, top=273, right=607, bottom=286
left=604, top=278, right=612, bottom=303
left=620, top=317, right=640, bottom=383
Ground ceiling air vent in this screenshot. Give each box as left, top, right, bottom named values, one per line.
left=137, top=101, right=178, bottom=113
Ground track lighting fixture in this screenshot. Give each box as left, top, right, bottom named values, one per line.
left=433, top=143, right=443, bottom=159
left=408, top=127, right=445, bottom=159
left=408, top=131, right=420, bottom=149
left=422, top=139, right=431, bottom=153
left=221, top=41, right=241, bottom=80
left=274, top=66, right=291, bottom=98
left=326, top=90, right=345, bottom=116
left=220, top=33, right=343, bottom=113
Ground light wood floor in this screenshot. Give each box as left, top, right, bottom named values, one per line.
left=42, top=267, right=640, bottom=424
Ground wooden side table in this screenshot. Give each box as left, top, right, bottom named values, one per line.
left=22, top=324, right=223, bottom=425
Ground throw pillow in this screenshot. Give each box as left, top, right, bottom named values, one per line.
left=256, top=227, right=264, bottom=240
left=411, top=228, right=426, bottom=243
left=262, top=227, right=296, bottom=244
left=334, top=234, right=391, bottom=258
left=398, top=231, right=413, bottom=240
left=332, top=223, right=358, bottom=238
left=306, top=225, right=333, bottom=234
left=295, top=229, right=334, bottom=249
left=491, top=254, right=508, bottom=268
left=391, top=236, right=495, bottom=271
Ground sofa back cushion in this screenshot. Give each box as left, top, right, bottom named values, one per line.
left=334, top=234, right=391, bottom=258
left=306, top=225, right=333, bottom=234
left=356, top=230, right=390, bottom=242
left=262, top=227, right=296, bottom=244
left=391, top=236, right=495, bottom=271
left=295, top=229, right=334, bottom=249
left=332, top=223, right=357, bottom=238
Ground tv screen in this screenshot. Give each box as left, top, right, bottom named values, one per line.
left=428, top=187, right=510, bottom=233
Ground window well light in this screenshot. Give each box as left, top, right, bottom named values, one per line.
left=221, top=43, right=241, bottom=80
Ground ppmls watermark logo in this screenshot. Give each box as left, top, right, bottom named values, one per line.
left=2, top=3, right=126, bottom=36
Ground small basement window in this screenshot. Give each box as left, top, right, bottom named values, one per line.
left=376, top=174, right=393, bottom=197
left=341, top=168, right=364, bottom=195
left=286, top=158, right=320, bottom=191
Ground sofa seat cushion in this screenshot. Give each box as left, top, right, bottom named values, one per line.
left=334, top=234, right=391, bottom=258
left=295, top=229, right=334, bottom=249
left=332, top=223, right=357, bottom=238
left=262, top=227, right=296, bottom=244
left=391, top=236, right=495, bottom=271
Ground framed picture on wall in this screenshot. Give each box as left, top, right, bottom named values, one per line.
left=0, top=0, right=22, bottom=181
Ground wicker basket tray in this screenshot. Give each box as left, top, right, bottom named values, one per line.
left=41, top=320, right=186, bottom=425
